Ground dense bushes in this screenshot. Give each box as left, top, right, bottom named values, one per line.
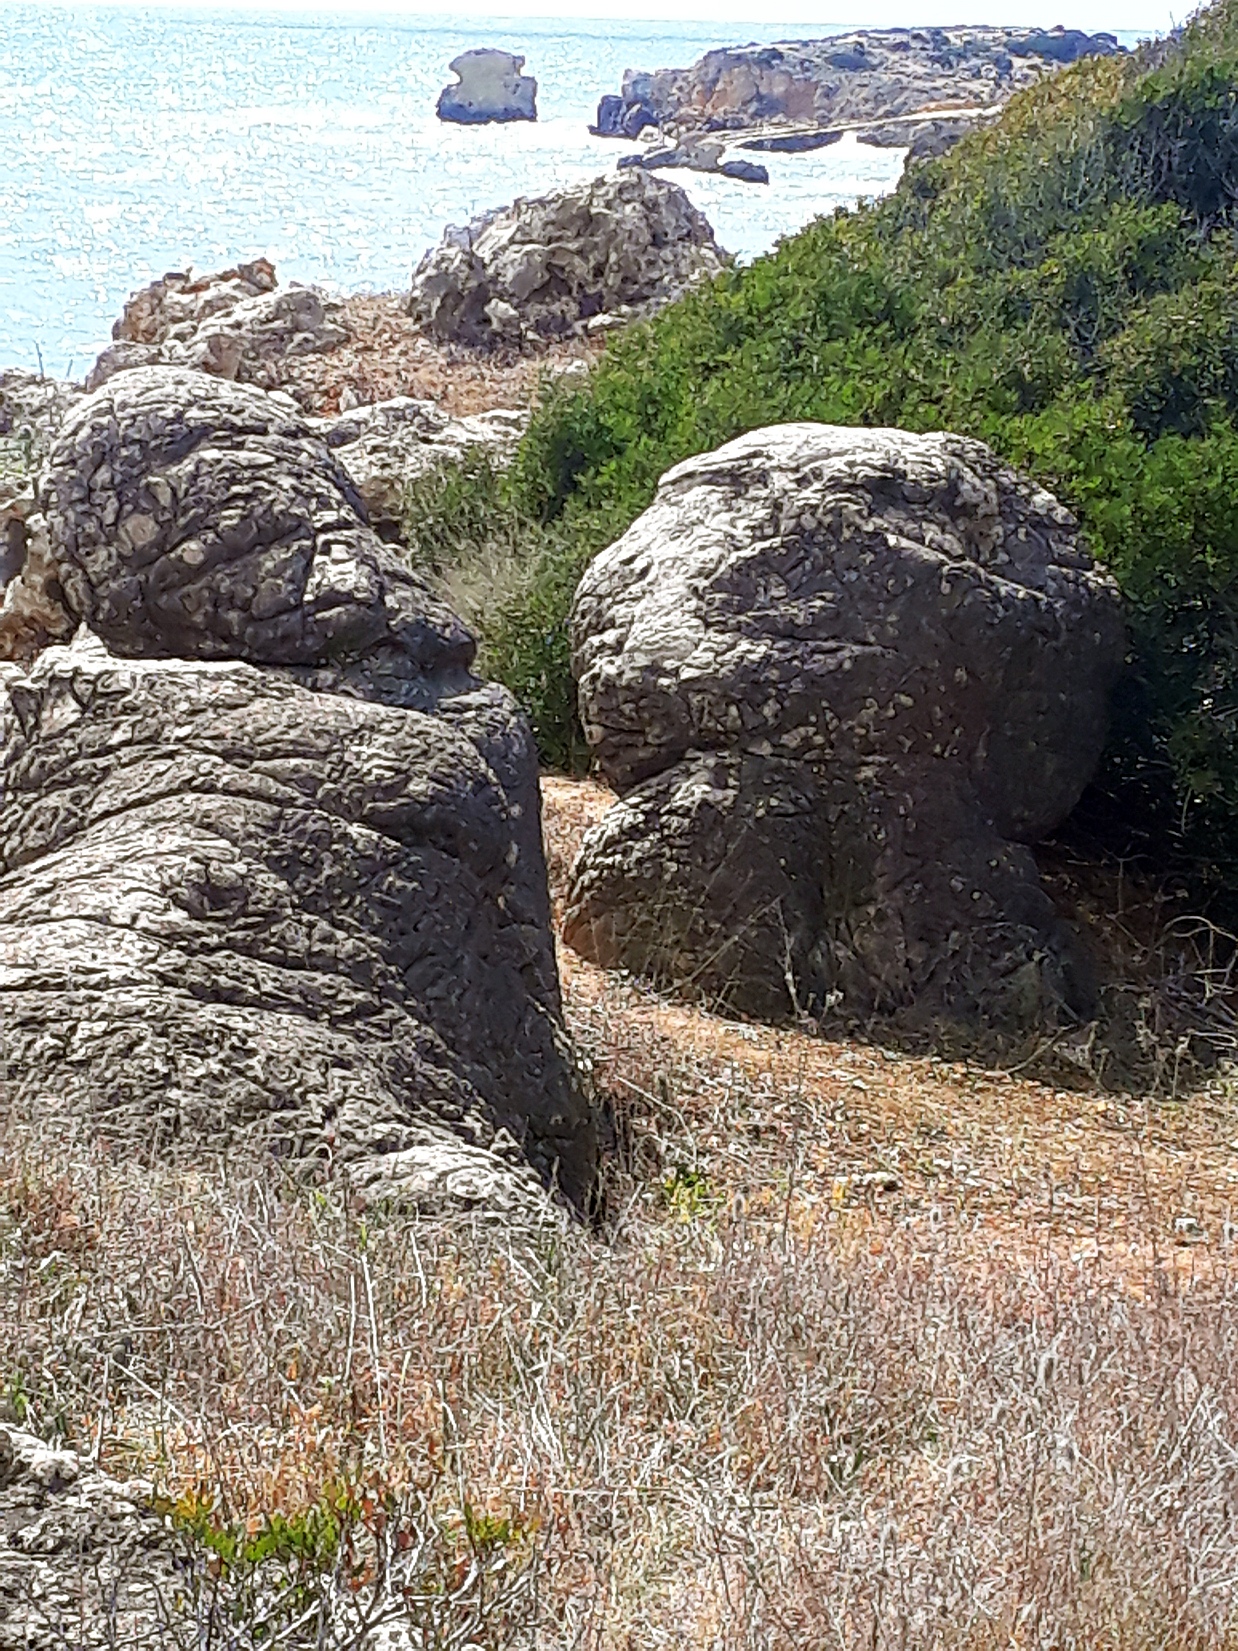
left=418, top=0, right=1238, bottom=896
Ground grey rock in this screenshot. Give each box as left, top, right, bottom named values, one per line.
left=594, top=26, right=1123, bottom=139
left=564, top=423, right=1126, bottom=1031
left=590, top=92, right=658, bottom=138
left=0, top=372, right=83, bottom=472
left=619, top=139, right=769, bottom=184
left=311, top=397, right=529, bottom=537
left=858, top=112, right=991, bottom=159
left=719, top=158, right=770, bottom=183
left=0, top=1425, right=175, bottom=1651
left=88, top=260, right=348, bottom=393
left=3, top=367, right=595, bottom=1211
left=40, top=367, right=470, bottom=670
left=739, top=127, right=843, bottom=152
left=437, top=48, right=537, bottom=124
left=407, top=170, right=727, bottom=347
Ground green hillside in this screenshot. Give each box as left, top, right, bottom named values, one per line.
left=418, top=1, right=1238, bottom=898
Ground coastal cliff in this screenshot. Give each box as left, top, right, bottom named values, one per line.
left=594, top=25, right=1123, bottom=143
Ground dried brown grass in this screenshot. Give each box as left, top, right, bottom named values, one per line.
left=272, top=295, right=601, bottom=418
left=3, top=779, right=1238, bottom=1646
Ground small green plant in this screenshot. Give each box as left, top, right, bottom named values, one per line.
left=661, top=1166, right=720, bottom=1222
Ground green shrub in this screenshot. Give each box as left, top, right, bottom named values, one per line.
left=421, top=0, right=1238, bottom=901
left=400, top=450, right=618, bottom=769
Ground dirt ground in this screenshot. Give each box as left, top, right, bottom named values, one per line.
left=542, top=774, right=1238, bottom=1282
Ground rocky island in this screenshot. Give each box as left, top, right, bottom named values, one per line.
left=595, top=25, right=1124, bottom=158
left=436, top=47, right=538, bottom=124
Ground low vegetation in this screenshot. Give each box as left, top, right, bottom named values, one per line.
left=410, top=0, right=1238, bottom=908
left=6, top=970, right=1238, bottom=1647
left=5, top=794, right=1238, bottom=1646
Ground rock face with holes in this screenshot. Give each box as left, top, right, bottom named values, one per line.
left=436, top=48, right=538, bottom=123
left=407, top=170, right=727, bottom=346
left=0, top=1425, right=175, bottom=1651
left=564, top=423, right=1126, bottom=1030
left=310, top=397, right=529, bottom=538
left=86, top=260, right=349, bottom=394
left=0, top=367, right=594, bottom=1212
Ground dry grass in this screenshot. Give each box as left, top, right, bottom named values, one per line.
left=4, top=778, right=1238, bottom=1646
left=272, top=295, right=601, bottom=418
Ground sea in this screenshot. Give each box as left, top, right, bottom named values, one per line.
left=0, top=5, right=1150, bottom=376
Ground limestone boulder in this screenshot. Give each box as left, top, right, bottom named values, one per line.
left=407, top=170, right=727, bottom=346
left=0, top=1426, right=175, bottom=1650
left=1, top=367, right=595, bottom=1212
left=311, top=396, right=529, bottom=537
left=564, top=423, right=1126, bottom=1031
left=437, top=48, right=537, bottom=124
left=87, top=261, right=348, bottom=393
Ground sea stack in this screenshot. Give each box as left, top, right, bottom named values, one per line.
left=437, top=49, right=538, bottom=124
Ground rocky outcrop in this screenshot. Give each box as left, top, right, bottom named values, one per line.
left=437, top=49, right=537, bottom=124
left=1, top=367, right=595, bottom=1212
left=0, top=1425, right=175, bottom=1650
left=739, top=127, right=843, bottom=152
left=87, top=261, right=348, bottom=394
left=0, top=371, right=82, bottom=469
left=592, top=26, right=1122, bottom=140
left=619, top=139, right=769, bottom=184
left=858, top=111, right=995, bottom=160
left=311, top=397, right=528, bottom=537
left=591, top=92, right=659, bottom=139
left=563, top=424, right=1126, bottom=1032
left=407, top=170, right=727, bottom=347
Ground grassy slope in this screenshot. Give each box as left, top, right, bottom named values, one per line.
left=457, top=2, right=1238, bottom=902
left=6, top=777, right=1238, bottom=1647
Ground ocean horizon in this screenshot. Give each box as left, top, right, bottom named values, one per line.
left=0, top=6, right=1150, bottom=377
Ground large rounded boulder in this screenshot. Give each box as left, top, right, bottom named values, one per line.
left=563, top=423, right=1126, bottom=1030
left=1, top=368, right=595, bottom=1213
left=407, top=170, right=727, bottom=347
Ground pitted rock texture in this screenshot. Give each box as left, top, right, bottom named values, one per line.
left=437, top=48, right=538, bottom=123
left=0, top=1425, right=175, bottom=1650
left=87, top=260, right=348, bottom=393
left=41, top=367, right=473, bottom=673
left=407, top=170, right=727, bottom=347
left=564, top=424, right=1126, bottom=1030
left=4, top=367, right=594, bottom=1211
left=311, top=397, right=529, bottom=537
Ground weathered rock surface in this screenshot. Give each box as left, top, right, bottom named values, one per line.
left=0, top=1425, right=175, bottom=1650
left=593, top=26, right=1122, bottom=141
left=0, top=375, right=84, bottom=666
left=407, top=170, right=727, bottom=347
left=619, top=139, right=769, bottom=184
left=1, top=367, right=595, bottom=1212
left=739, top=126, right=843, bottom=152
left=858, top=111, right=995, bottom=160
left=591, top=91, right=659, bottom=138
left=88, top=260, right=348, bottom=394
left=564, top=424, right=1126, bottom=1031
left=437, top=48, right=537, bottom=123
left=311, top=397, right=529, bottom=537
left=0, top=371, right=82, bottom=469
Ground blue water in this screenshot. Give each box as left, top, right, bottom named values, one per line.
left=0, top=7, right=1150, bottom=375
